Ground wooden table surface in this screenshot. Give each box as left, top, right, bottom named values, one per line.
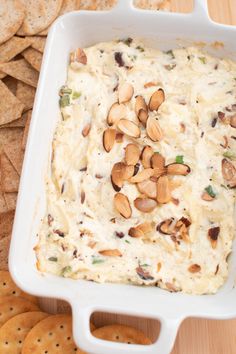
left=41, top=1, right=236, bottom=353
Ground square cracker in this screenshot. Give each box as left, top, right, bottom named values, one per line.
left=0, top=152, right=19, bottom=193
left=22, top=47, right=42, bottom=72
left=0, top=80, right=24, bottom=126
left=0, top=36, right=32, bottom=63
left=0, top=59, right=39, bottom=88
left=3, top=136, right=24, bottom=175
left=16, top=81, right=36, bottom=111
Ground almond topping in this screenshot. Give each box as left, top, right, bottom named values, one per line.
left=103, top=128, right=116, bottom=152
left=82, top=123, right=91, bottom=137
left=153, top=167, right=167, bottom=178
left=117, top=119, right=141, bottom=138
left=157, top=218, right=175, bottom=235
left=136, top=222, right=153, bottom=234
left=222, top=158, right=236, bottom=187
left=201, top=191, right=214, bottom=201
left=118, top=82, right=134, bottom=103
left=111, top=162, right=126, bottom=191
left=114, top=193, right=132, bottom=218
left=125, top=144, right=140, bottom=165
left=107, top=103, right=126, bottom=126
left=115, top=132, right=124, bottom=143
left=146, top=117, right=163, bottom=142
left=151, top=153, right=165, bottom=169
left=208, top=226, right=220, bottom=249
left=148, top=88, right=165, bottom=111
left=99, top=249, right=122, bottom=257
left=230, top=114, right=236, bottom=128
left=144, top=82, right=158, bottom=88
left=188, top=264, right=201, bottom=273
left=135, top=95, right=148, bottom=126
left=128, top=227, right=144, bottom=238
left=123, top=165, right=135, bottom=180
left=129, top=168, right=154, bottom=183
left=134, top=197, right=157, bottom=213
left=156, top=175, right=171, bottom=204
left=137, top=179, right=157, bottom=199
left=166, top=163, right=191, bottom=176
left=141, top=145, right=154, bottom=168
left=70, top=48, right=87, bottom=64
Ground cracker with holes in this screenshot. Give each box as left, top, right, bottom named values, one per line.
left=0, top=1, right=25, bottom=45
left=0, top=271, right=38, bottom=304
left=21, top=314, right=84, bottom=353
left=92, top=324, right=152, bottom=345
left=0, top=312, right=48, bottom=354
left=0, top=296, right=39, bottom=328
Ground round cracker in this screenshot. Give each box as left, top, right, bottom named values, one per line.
left=0, top=1, right=25, bottom=45
left=0, top=296, right=40, bottom=328
left=22, top=314, right=86, bottom=353
left=0, top=271, right=38, bottom=305
left=92, top=324, right=152, bottom=345
left=0, top=311, right=48, bottom=354
left=17, top=0, right=63, bottom=36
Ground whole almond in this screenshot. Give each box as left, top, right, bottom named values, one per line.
left=137, top=179, right=157, bottom=199
left=141, top=145, right=154, bottom=168
left=103, top=128, right=116, bottom=152
left=146, top=117, right=163, bottom=142
left=128, top=227, right=144, bottom=238
left=134, top=197, right=157, bottom=213
left=70, top=48, right=87, bottom=64
left=135, top=95, right=148, bottom=125
left=156, top=175, right=171, bottom=204
left=117, top=119, right=141, bottom=138
left=230, top=114, right=236, bottom=128
left=107, top=103, right=126, bottom=126
left=151, top=153, right=165, bottom=169
left=222, top=158, right=236, bottom=187
left=129, top=168, right=154, bottom=183
left=118, top=82, right=134, bottom=103
left=148, top=88, right=165, bottom=111
left=99, top=249, right=122, bottom=257
left=111, top=162, right=126, bottom=191
left=114, top=193, right=132, bottom=218
left=125, top=144, right=140, bottom=165
left=82, top=123, right=91, bottom=137
left=166, top=163, right=191, bottom=176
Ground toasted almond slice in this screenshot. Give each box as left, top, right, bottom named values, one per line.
left=148, top=88, right=165, bottom=111
left=117, top=119, right=141, bottom=138
left=208, top=226, right=220, bottom=249
left=114, top=193, right=132, bottom=218
left=123, top=165, right=135, bottom=180
left=137, top=222, right=153, bottom=234
left=151, top=153, right=165, bottom=169
left=103, top=128, right=116, bottom=152
left=125, top=144, right=140, bottom=166
left=137, top=179, right=157, bottom=199
left=140, top=145, right=154, bottom=168
left=128, top=227, right=144, bottom=238
left=129, top=168, right=154, bottom=183
left=146, top=117, right=163, bottom=142
left=99, top=249, right=122, bottom=257
left=230, top=114, right=236, bottom=128
left=70, top=48, right=87, bottom=64
left=134, top=197, right=157, bottom=213
left=82, top=123, right=91, bottom=137
left=107, top=103, right=126, bottom=126
left=166, top=163, right=191, bottom=176
left=188, top=264, right=201, bottom=273
left=201, top=191, right=214, bottom=201
left=118, top=82, right=134, bottom=103
left=135, top=95, right=148, bottom=126
left=111, top=162, right=126, bottom=191
left=222, top=158, right=236, bottom=187
left=153, top=167, right=167, bottom=178
left=144, top=82, right=157, bottom=88
left=157, top=218, right=175, bottom=235
left=156, top=175, right=171, bottom=204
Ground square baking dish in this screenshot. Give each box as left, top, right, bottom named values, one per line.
left=9, top=1, right=236, bottom=353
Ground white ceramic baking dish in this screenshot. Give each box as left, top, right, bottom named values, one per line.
left=9, top=1, right=236, bottom=353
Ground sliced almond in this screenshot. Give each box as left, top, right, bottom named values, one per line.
left=141, top=145, right=154, bottom=168
left=123, top=165, right=135, bottom=180
left=230, top=114, right=236, bottom=128
left=208, top=226, right=220, bottom=249
left=136, top=222, right=153, bottom=234
left=70, top=48, right=87, bottom=64
left=125, top=144, right=140, bottom=165
left=153, top=167, right=167, bottom=178
left=151, top=153, right=165, bottom=169
left=107, top=102, right=126, bottom=126
left=148, top=89, right=165, bottom=111
left=137, top=179, right=157, bottom=199
left=135, top=95, right=148, bottom=126
left=118, top=82, right=134, bottom=103
left=222, top=158, right=236, bottom=187
left=157, top=218, right=175, bottom=235
left=115, top=132, right=124, bottom=143
left=201, top=191, right=214, bottom=201
left=129, top=168, right=154, bottom=183
left=188, top=264, right=201, bottom=273
left=144, top=82, right=157, bottom=88
left=82, top=123, right=91, bottom=137
left=128, top=227, right=144, bottom=238
left=99, top=249, right=122, bottom=257
left=146, top=117, right=163, bottom=142
left=111, top=162, right=126, bottom=191
left=114, top=193, right=132, bottom=218
left=103, top=128, right=116, bottom=152
left=157, top=262, right=162, bottom=272
left=134, top=197, right=157, bottom=213
left=166, top=163, right=191, bottom=176
left=156, top=175, right=171, bottom=204
left=117, top=119, right=141, bottom=138
left=218, top=111, right=230, bottom=124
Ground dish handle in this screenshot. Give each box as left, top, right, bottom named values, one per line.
left=72, top=303, right=181, bottom=354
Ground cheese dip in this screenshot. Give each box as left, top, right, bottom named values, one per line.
left=36, top=39, right=236, bottom=294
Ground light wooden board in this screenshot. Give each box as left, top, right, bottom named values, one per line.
left=39, top=1, right=236, bottom=353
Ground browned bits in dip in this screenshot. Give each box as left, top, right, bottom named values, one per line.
left=188, top=264, right=201, bottom=273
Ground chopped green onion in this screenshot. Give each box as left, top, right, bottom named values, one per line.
left=223, top=151, right=236, bottom=160
left=72, top=91, right=81, bottom=99
left=175, top=155, right=184, bottom=164
left=139, top=263, right=149, bottom=267
left=59, top=86, right=72, bottom=96
left=136, top=45, right=145, bottom=52
left=125, top=240, right=130, bottom=244
left=165, top=50, right=175, bottom=59
left=61, top=266, right=72, bottom=276
left=205, top=185, right=216, bottom=198
left=199, top=57, right=206, bottom=64
left=59, top=95, right=70, bottom=108
left=92, top=257, right=105, bottom=265
left=221, top=184, right=228, bottom=190
left=48, top=257, right=58, bottom=262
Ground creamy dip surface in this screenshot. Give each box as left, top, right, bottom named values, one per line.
left=36, top=39, right=236, bottom=294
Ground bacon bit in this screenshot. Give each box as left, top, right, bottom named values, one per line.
left=180, top=123, right=186, bottom=133
left=115, top=132, right=124, bottom=143
left=80, top=167, right=87, bottom=172
left=114, top=52, right=125, bottom=67
left=208, top=226, right=220, bottom=249
left=53, top=229, right=65, bottom=237
left=188, top=264, right=201, bottom=273
left=157, top=262, right=162, bottom=272
left=73, top=249, right=78, bottom=257
left=144, top=81, right=157, bottom=88
left=157, top=218, right=175, bottom=235
left=115, top=231, right=124, bottom=238
left=218, top=111, right=230, bottom=124
left=95, top=174, right=103, bottom=179
left=61, top=183, right=65, bottom=194
left=171, top=197, right=179, bottom=205
left=47, top=214, right=54, bottom=226
left=81, top=190, right=85, bottom=204
left=136, top=266, right=154, bottom=281
left=215, top=264, right=219, bottom=275
left=177, top=217, right=191, bottom=228
left=218, top=111, right=225, bottom=120
left=110, top=218, right=116, bottom=223
left=211, top=117, right=217, bottom=127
